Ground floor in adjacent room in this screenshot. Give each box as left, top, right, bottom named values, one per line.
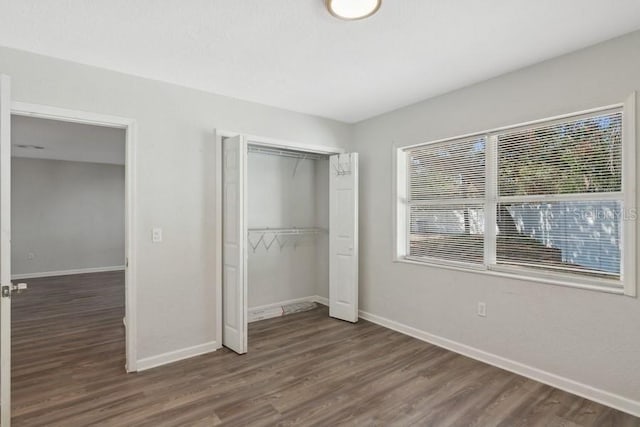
left=10, top=271, right=640, bottom=426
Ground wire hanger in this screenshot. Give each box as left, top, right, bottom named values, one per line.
left=247, top=228, right=325, bottom=252
left=263, top=233, right=278, bottom=251
left=248, top=233, right=265, bottom=253
left=292, top=153, right=307, bottom=177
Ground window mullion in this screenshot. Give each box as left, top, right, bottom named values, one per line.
left=484, top=135, right=498, bottom=267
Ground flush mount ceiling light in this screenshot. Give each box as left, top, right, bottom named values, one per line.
left=326, top=0, right=382, bottom=20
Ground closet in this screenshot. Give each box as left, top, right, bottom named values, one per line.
left=247, top=145, right=329, bottom=320
left=220, top=134, right=358, bottom=355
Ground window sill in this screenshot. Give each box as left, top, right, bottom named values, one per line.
left=394, top=256, right=629, bottom=296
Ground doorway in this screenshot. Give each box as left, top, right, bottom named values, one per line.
left=0, top=89, right=138, bottom=425
left=11, top=102, right=137, bottom=372
left=9, top=113, right=129, bottom=415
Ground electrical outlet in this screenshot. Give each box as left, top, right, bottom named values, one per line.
left=477, top=302, right=487, bottom=317
left=152, top=228, right=163, bottom=243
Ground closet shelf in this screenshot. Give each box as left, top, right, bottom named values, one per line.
left=248, top=227, right=326, bottom=236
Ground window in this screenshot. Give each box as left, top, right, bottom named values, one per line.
left=397, top=99, right=636, bottom=295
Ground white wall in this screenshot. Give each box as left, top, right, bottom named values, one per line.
left=352, top=31, right=640, bottom=408
left=12, top=157, right=124, bottom=276
left=0, top=46, right=351, bottom=361
left=247, top=154, right=318, bottom=230
left=315, top=158, right=330, bottom=299
left=247, top=153, right=329, bottom=306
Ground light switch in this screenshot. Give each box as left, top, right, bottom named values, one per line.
left=152, top=228, right=163, bottom=243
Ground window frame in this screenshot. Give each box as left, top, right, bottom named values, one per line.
left=394, top=94, right=637, bottom=296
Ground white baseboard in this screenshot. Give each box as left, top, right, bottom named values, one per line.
left=359, top=310, right=640, bottom=418
left=314, top=295, right=329, bottom=306
left=11, top=265, right=125, bottom=280
left=137, top=340, right=220, bottom=372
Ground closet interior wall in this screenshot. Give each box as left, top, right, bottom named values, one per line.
left=247, top=148, right=329, bottom=308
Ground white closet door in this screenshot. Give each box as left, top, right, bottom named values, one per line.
left=329, top=153, right=359, bottom=323
left=0, top=74, right=11, bottom=426
left=222, top=135, right=248, bottom=354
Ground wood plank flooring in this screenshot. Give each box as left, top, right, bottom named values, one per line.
left=10, top=271, right=640, bottom=426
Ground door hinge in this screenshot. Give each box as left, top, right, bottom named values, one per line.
left=1, top=285, right=10, bottom=298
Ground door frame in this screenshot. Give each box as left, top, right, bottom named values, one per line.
left=1, top=75, right=12, bottom=427
left=214, top=129, right=344, bottom=349
left=11, top=102, right=138, bottom=372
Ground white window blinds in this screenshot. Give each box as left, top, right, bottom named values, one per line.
left=496, top=109, right=623, bottom=279
left=407, top=136, right=487, bottom=265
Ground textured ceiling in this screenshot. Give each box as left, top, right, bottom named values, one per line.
left=1, top=1, right=640, bottom=123
left=12, top=115, right=125, bottom=165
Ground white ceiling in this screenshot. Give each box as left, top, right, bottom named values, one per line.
left=12, top=115, right=125, bottom=165
left=1, top=1, right=640, bottom=123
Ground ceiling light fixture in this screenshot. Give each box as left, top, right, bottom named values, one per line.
left=326, top=0, right=382, bottom=20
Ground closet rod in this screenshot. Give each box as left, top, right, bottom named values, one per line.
left=248, top=145, right=326, bottom=161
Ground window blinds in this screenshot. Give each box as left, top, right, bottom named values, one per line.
left=407, top=136, right=486, bottom=265
left=405, top=108, right=625, bottom=282
left=495, top=109, right=623, bottom=279
left=409, top=136, right=486, bottom=201
left=498, top=111, right=622, bottom=197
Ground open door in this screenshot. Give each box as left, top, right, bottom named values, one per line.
left=0, top=74, right=11, bottom=426
left=329, top=153, right=359, bottom=323
left=222, top=135, right=248, bottom=354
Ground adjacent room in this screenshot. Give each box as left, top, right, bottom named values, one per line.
left=9, top=116, right=127, bottom=421
left=0, top=1, right=639, bottom=426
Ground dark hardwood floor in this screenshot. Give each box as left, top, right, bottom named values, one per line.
left=10, top=271, right=640, bottom=426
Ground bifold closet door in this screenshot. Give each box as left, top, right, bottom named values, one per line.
left=329, top=153, right=359, bottom=323
left=222, top=135, right=248, bottom=354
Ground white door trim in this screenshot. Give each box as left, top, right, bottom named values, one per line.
left=214, top=129, right=345, bottom=348
left=0, top=74, right=12, bottom=427
left=11, top=101, right=138, bottom=372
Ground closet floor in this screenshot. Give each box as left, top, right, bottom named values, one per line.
left=10, top=272, right=639, bottom=426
